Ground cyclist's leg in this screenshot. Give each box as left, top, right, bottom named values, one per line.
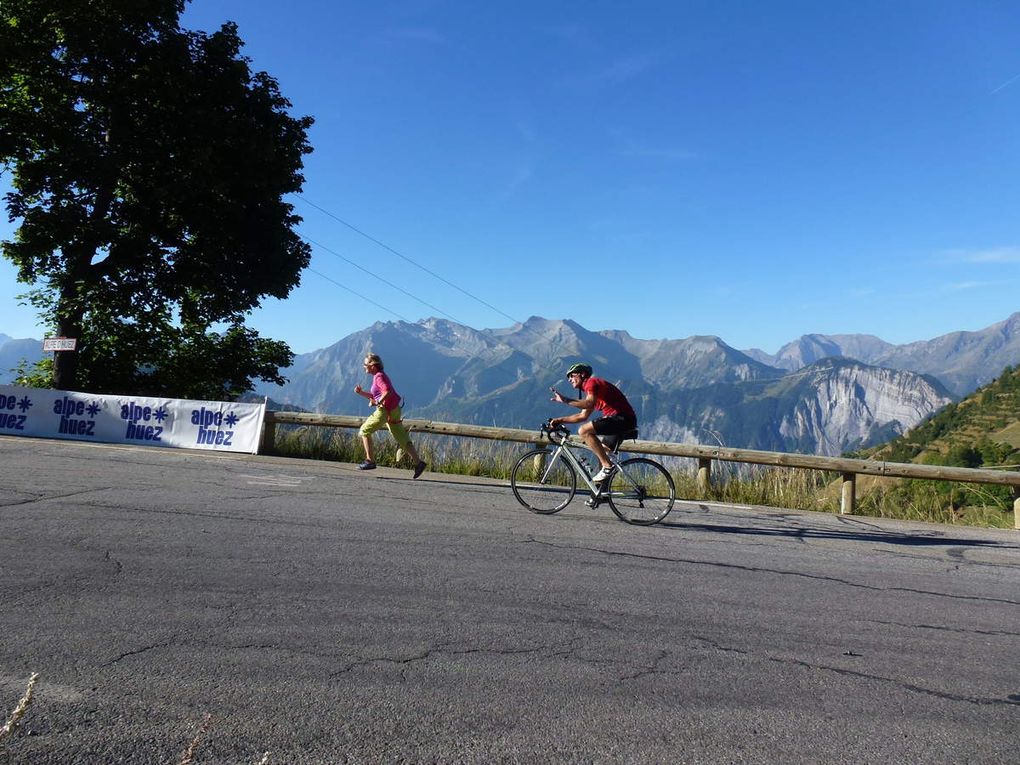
left=588, top=416, right=635, bottom=472
left=578, top=420, right=612, bottom=469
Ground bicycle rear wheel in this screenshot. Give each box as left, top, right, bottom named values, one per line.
left=607, top=458, right=675, bottom=525
left=511, top=448, right=577, bottom=514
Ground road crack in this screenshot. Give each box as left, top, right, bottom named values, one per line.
left=523, top=539, right=1020, bottom=606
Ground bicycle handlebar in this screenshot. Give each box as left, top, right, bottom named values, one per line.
left=540, top=419, right=571, bottom=441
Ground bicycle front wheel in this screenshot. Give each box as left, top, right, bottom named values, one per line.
left=607, top=458, right=676, bottom=525
left=510, top=448, right=577, bottom=514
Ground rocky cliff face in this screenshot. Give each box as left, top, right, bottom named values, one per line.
left=776, top=361, right=953, bottom=455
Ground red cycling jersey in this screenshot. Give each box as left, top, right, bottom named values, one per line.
left=582, top=377, right=636, bottom=420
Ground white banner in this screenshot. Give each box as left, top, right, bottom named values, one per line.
left=0, top=385, right=265, bottom=454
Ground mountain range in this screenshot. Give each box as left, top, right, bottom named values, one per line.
left=0, top=333, right=44, bottom=384
left=6, top=312, right=1020, bottom=457
left=743, top=312, right=1020, bottom=396
left=252, top=313, right=1020, bottom=456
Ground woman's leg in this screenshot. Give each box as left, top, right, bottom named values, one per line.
left=386, top=409, right=424, bottom=468
left=359, top=408, right=389, bottom=465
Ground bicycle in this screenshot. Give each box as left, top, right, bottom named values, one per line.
left=510, top=420, right=676, bottom=525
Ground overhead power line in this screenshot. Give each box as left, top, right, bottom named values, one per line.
left=294, top=195, right=596, bottom=368
left=299, top=231, right=463, bottom=324
left=296, top=195, right=522, bottom=326
left=305, top=266, right=409, bottom=322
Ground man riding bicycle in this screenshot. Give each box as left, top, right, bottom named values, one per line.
left=550, top=362, right=637, bottom=483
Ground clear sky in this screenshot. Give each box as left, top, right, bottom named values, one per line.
left=3, top=0, right=1020, bottom=354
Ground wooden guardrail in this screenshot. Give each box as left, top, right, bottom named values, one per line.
left=262, top=411, right=1020, bottom=528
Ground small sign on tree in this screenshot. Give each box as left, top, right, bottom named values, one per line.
left=42, top=337, right=77, bottom=352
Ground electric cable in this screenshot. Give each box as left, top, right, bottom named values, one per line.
left=296, top=194, right=522, bottom=325
left=299, top=231, right=463, bottom=324
left=305, top=266, right=409, bottom=322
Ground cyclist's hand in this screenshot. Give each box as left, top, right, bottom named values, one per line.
left=354, top=384, right=364, bottom=395
left=550, top=387, right=566, bottom=403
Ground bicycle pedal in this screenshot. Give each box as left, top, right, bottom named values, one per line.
left=584, top=497, right=598, bottom=508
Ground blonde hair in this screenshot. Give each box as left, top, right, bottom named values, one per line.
left=364, top=353, right=384, bottom=370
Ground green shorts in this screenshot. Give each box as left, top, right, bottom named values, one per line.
left=359, top=405, right=411, bottom=448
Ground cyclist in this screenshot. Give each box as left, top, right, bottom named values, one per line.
left=550, top=362, right=637, bottom=483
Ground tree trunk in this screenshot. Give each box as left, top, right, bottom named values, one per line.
left=51, top=242, right=97, bottom=391
left=52, top=297, right=84, bottom=392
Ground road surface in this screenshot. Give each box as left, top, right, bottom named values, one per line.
left=1, top=436, right=1018, bottom=763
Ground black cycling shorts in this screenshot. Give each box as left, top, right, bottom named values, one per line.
left=592, top=415, right=637, bottom=437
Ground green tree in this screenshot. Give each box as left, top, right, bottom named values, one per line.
left=0, top=0, right=313, bottom=398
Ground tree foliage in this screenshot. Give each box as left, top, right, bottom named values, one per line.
left=0, top=0, right=314, bottom=398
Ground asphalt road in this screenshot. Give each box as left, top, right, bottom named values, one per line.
left=1, top=435, right=1019, bottom=764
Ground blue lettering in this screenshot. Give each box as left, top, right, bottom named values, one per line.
left=120, top=403, right=153, bottom=422
left=191, top=407, right=223, bottom=427
left=53, top=397, right=85, bottom=416
left=196, top=426, right=233, bottom=446
left=0, top=395, right=15, bottom=410
left=0, top=413, right=25, bottom=430
left=125, top=422, right=162, bottom=442
left=59, top=415, right=93, bottom=436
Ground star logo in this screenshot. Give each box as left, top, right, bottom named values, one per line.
left=17, top=396, right=32, bottom=412
left=86, top=402, right=101, bottom=417
left=224, top=412, right=239, bottom=427
left=154, top=407, right=168, bottom=423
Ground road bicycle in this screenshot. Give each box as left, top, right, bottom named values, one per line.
left=510, top=420, right=676, bottom=525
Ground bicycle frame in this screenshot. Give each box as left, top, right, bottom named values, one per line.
left=512, top=420, right=677, bottom=525
left=541, top=427, right=630, bottom=502
left=541, top=435, right=601, bottom=494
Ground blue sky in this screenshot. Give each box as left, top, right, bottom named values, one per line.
left=3, top=0, right=1020, bottom=354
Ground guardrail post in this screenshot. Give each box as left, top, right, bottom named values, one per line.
left=697, top=458, right=712, bottom=495
left=261, top=420, right=276, bottom=454
left=533, top=451, right=546, bottom=475
left=840, top=472, right=856, bottom=515
left=840, top=473, right=856, bottom=516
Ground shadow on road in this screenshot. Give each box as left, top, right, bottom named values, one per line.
left=660, top=511, right=1020, bottom=549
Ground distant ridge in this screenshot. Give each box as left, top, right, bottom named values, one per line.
left=254, top=316, right=963, bottom=456
left=742, top=312, right=1020, bottom=396
left=0, top=335, right=44, bottom=385
left=8, top=311, right=1020, bottom=454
